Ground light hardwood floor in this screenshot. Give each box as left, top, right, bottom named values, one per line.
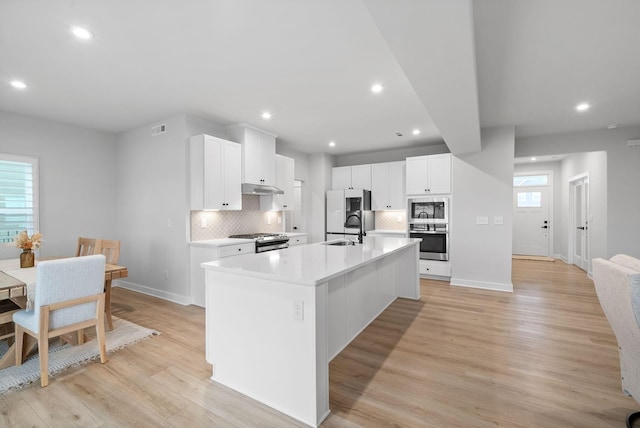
left=0, top=259, right=637, bottom=427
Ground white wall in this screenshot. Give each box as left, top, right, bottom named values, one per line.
left=516, top=125, right=639, bottom=259
left=450, top=126, right=515, bottom=292
left=336, top=143, right=449, bottom=166
left=115, top=114, right=191, bottom=304
left=0, top=110, right=117, bottom=259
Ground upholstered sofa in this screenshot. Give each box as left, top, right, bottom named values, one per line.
left=592, top=254, right=640, bottom=426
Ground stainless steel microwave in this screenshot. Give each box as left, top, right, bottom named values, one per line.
left=409, top=197, right=448, bottom=223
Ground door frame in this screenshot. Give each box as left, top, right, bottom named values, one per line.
left=513, top=170, right=554, bottom=258
left=568, top=172, right=590, bottom=272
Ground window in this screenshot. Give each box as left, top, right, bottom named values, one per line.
left=517, top=191, right=542, bottom=208
left=0, top=154, right=39, bottom=244
left=513, top=174, right=548, bottom=187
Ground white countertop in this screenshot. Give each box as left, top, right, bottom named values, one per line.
left=202, top=236, right=420, bottom=286
left=368, top=230, right=407, bottom=235
left=190, top=238, right=254, bottom=248
left=283, top=232, right=307, bottom=238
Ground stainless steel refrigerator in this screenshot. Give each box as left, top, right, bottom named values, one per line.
left=326, top=189, right=374, bottom=241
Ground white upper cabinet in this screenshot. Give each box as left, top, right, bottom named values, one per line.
left=226, top=124, right=277, bottom=186
left=406, top=153, right=451, bottom=195
left=190, top=134, right=242, bottom=210
left=332, top=164, right=371, bottom=190
left=261, top=154, right=295, bottom=211
left=371, top=161, right=406, bottom=210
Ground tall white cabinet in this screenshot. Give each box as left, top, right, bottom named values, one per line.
left=371, top=161, right=405, bottom=210
left=260, top=154, right=295, bottom=211
left=226, top=124, right=277, bottom=186
left=190, top=134, right=242, bottom=210
left=406, top=153, right=452, bottom=195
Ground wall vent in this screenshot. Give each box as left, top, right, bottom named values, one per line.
left=151, top=123, right=167, bottom=136
left=627, top=138, right=640, bottom=147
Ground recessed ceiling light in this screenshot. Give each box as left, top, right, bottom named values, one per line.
left=531, top=157, right=537, bottom=161
left=412, top=129, right=420, bottom=135
left=261, top=112, right=271, bottom=120
left=10, top=80, right=27, bottom=89
left=576, top=102, right=590, bottom=112
left=371, top=84, right=383, bottom=94
left=329, top=141, right=336, bottom=147
left=71, top=26, right=93, bottom=40
left=607, top=124, right=618, bottom=130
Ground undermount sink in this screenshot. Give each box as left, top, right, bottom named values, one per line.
left=323, top=240, right=357, bottom=246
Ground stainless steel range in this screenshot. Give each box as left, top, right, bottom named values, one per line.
left=228, top=233, right=289, bottom=253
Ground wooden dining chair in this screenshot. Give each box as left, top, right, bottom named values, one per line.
left=76, top=237, right=100, bottom=257
left=94, top=239, right=120, bottom=331
left=13, top=255, right=108, bottom=387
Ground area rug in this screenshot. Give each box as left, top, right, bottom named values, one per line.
left=0, top=318, right=158, bottom=394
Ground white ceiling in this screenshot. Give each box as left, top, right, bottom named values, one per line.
left=1, top=1, right=639, bottom=156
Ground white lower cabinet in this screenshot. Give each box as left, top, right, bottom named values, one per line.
left=287, top=235, right=307, bottom=246
left=190, top=243, right=254, bottom=307
left=419, top=260, right=451, bottom=278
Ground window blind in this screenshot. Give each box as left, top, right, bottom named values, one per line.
left=0, top=154, right=39, bottom=244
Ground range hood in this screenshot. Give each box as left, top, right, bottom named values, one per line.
left=242, top=183, right=284, bottom=195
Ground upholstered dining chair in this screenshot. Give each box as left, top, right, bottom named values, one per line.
left=13, top=254, right=108, bottom=387
left=94, top=239, right=120, bottom=331
left=593, top=254, right=640, bottom=427
left=76, top=237, right=100, bottom=257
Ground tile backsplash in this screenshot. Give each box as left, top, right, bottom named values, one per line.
left=374, top=211, right=407, bottom=231
left=191, top=195, right=284, bottom=241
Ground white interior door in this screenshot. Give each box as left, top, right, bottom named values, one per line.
left=572, top=178, right=589, bottom=271
left=513, top=186, right=550, bottom=256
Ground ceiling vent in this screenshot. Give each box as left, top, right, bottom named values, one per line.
left=627, top=138, right=640, bottom=147
left=151, top=123, right=166, bottom=136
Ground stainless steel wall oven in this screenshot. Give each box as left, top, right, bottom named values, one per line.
left=409, top=223, right=449, bottom=261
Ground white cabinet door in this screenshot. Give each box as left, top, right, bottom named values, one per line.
left=227, top=125, right=277, bottom=186
left=223, top=140, right=242, bottom=210
left=405, top=156, right=429, bottom=195
left=388, top=161, right=406, bottom=209
left=351, top=164, right=371, bottom=190
left=190, top=246, right=221, bottom=307
left=191, top=135, right=242, bottom=210
left=406, top=154, right=451, bottom=195
left=332, top=165, right=371, bottom=190
left=261, top=154, right=294, bottom=210
left=427, top=154, right=451, bottom=194
left=332, top=166, right=351, bottom=190
left=371, top=163, right=390, bottom=210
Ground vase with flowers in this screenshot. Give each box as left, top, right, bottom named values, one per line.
left=13, top=230, right=42, bottom=268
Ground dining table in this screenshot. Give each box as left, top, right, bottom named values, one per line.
left=0, top=258, right=128, bottom=369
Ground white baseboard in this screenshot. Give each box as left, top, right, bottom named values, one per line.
left=554, top=253, right=568, bottom=263
left=449, top=277, right=513, bottom=292
left=113, top=280, right=191, bottom=306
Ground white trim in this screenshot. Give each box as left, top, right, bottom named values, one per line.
left=568, top=172, right=590, bottom=272
left=449, top=277, right=513, bottom=292
left=113, top=280, right=191, bottom=306
left=512, top=169, right=554, bottom=257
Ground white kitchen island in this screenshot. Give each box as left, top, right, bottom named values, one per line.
left=201, top=236, right=420, bottom=427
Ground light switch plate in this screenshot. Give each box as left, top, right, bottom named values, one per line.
left=494, top=216, right=504, bottom=225
left=476, top=216, right=489, bottom=225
